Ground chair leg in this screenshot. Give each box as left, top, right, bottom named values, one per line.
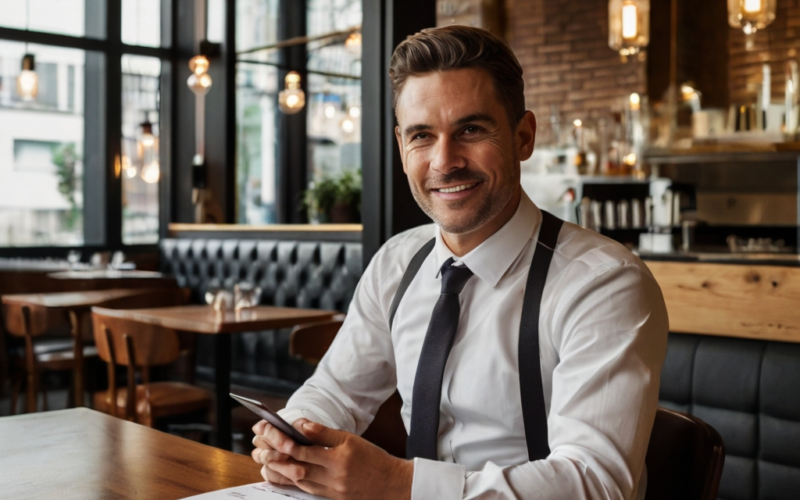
left=25, top=369, right=38, bottom=413
left=10, top=372, right=21, bottom=416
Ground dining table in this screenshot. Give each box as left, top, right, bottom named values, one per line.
left=1, top=288, right=186, bottom=411
left=93, top=304, right=339, bottom=450
left=0, top=407, right=263, bottom=500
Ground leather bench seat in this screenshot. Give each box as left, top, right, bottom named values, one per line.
left=660, top=333, right=800, bottom=500
left=160, top=238, right=362, bottom=393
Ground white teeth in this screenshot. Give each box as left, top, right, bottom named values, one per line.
left=438, top=183, right=475, bottom=193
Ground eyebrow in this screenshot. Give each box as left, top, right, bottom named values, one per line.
left=402, top=113, right=497, bottom=137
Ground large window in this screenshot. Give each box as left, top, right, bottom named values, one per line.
left=235, top=0, right=362, bottom=225
left=0, top=0, right=169, bottom=248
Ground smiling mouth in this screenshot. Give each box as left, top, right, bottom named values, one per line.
left=436, top=183, right=478, bottom=193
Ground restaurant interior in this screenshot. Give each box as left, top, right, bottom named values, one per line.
left=1, top=0, right=799, bottom=499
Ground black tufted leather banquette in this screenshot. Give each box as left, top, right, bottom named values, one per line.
left=160, top=238, right=363, bottom=393
left=660, top=333, right=800, bottom=500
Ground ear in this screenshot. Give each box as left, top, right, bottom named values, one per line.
left=395, top=125, right=408, bottom=174
left=515, top=111, right=537, bottom=162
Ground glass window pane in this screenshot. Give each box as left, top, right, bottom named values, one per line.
left=121, top=0, right=162, bottom=48
left=236, top=62, right=279, bottom=224
left=0, top=0, right=97, bottom=38
left=0, top=41, right=86, bottom=246
left=121, top=54, right=160, bottom=244
left=236, top=0, right=280, bottom=64
left=306, top=0, right=361, bottom=223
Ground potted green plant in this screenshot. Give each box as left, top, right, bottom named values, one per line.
left=303, top=169, right=362, bottom=223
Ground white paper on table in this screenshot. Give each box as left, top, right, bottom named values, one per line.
left=180, top=482, right=327, bottom=500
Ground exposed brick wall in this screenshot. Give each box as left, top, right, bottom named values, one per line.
left=505, top=0, right=646, bottom=145
left=729, top=0, right=800, bottom=106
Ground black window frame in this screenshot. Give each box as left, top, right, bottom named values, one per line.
left=0, top=0, right=175, bottom=258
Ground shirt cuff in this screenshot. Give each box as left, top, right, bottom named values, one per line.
left=411, top=457, right=465, bottom=500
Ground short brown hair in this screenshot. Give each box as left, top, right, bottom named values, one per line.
left=389, top=25, right=526, bottom=125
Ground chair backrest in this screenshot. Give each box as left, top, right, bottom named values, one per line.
left=644, top=406, right=725, bottom=500
left=289, top=317, right=345, bottom=365
left=91, top=307, right=181, bottom=368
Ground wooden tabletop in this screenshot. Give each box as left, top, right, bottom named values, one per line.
left=91, top=304, right=339, bottom=334
left=0, top=408, right=263, bottom=500
left=1, top=288, right=172, bottom=309
left=48, top=270, right=167, bottom=280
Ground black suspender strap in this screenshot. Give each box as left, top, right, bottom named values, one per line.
left=518, top=210, right=563, bottom=461
left=389, top=211, right=563, bottom=462
left=388, top=237, right=436, bottom=330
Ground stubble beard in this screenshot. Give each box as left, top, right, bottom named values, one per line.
left=410, top=167, right=518, bottom=235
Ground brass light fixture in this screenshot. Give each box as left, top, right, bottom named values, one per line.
left=728, top=0, right=776, bottom=48
left=279, top=71, right=306, bottom=114
left=608, top=0, right=650, bottom=60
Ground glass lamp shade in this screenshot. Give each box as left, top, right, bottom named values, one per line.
left=187, top=72, right=213, bottom=96
left=608, top=0, right=650, bottom=57
left=728, top=0, right=776, bottom=34
left=17, top=54, right=38, bottom=101
left=278, top=71, right=305, bottom=114
left=141, top=161, right=160, bottom=184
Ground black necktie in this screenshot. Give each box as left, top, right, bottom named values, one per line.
left=407, top=257, right=474, bottom=460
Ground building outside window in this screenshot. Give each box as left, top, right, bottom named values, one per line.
left=235, top=0, right=362, bottom=225
left=0, top=0, right=168, bottom=248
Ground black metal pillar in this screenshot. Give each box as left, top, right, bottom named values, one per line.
left=361, top=0, right=435, bottom=268
left=276, top=0, right=308, bottom=224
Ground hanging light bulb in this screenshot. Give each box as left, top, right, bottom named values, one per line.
left=17, top=54, right=38, bottom=101
left=349, top=106, right=361, bottom=118
left=141, top=161, right=160, bottom=184
left=278, top=71, right=305, bottom=114
left=728, top=0, right=776, bottom=46
left=122, top=155, right=137, bottom=179
left=187, top=73, right=213, bottom=96
left=187, top=55, right=213, bottom=96
left=139, top=121, right=155, bottom=148
left=608, top=0, right=650, bottom=60
left=344, top=32, right=362, bottom=56
left=189, top=55, right=210, bottom=76
left=341, top=118, right=355, bottom=134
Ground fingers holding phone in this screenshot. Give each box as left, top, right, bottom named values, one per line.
left=252, top=419, right=306, bottom=485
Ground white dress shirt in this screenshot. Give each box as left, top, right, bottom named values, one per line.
left=279, top=192, right=669, bottom=500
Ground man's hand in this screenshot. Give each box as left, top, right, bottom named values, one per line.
left=251, top=418, right=413, bottom=500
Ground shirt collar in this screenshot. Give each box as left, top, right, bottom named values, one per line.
left=434, top=190, right=541, bottom=288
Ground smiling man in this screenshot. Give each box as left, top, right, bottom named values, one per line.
left=251, top=26, right=668, bottom=500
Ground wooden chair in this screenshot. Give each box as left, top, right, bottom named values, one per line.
left=289, top=318, right=407, bottom=457
left=4, top=288, right=191, bottom=414
left=91, top=306, right=211, bottom=427
left=644, top=407, right=725, bottom=500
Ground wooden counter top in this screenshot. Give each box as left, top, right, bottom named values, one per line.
left=646, top=261, right=800, bottom=343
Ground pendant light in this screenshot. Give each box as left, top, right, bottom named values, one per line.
left=17, top=1, right=38, bottom=101
left=17, top=54, right=38, bottom=101
left=279, top=71, right=306, bottom=114
left=608, top=0, right=650, bottom=60
left=728, top=0, right=776, bottom=48
left=187, top=55, right=213, bottom=96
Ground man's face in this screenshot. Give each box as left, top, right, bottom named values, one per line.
left=394, top=68, right=534, bottom=235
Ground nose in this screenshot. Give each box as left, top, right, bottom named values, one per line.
left=429, top=136, right=466, bottom=175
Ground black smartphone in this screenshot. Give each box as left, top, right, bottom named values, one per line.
left=230, top=393, right=314, bottom=446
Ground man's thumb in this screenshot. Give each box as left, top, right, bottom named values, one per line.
left=302, top=421, right=346, bottom=447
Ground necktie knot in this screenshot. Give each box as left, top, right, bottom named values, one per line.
left=439, top=258, right=474, bottom=295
